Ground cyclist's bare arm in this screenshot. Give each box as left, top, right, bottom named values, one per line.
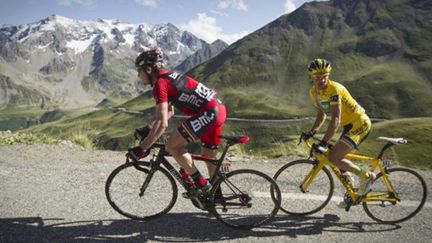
left=322, top=104, right=341, bottom=142
left=311, top=109, right=326, bottom=133
left=147, top=105, right=174, bottom=127
left=140, top=102, right=169, bottom=150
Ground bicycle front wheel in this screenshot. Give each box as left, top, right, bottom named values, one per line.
left=362, top=167, right=427, bottom=224
left=273, top=159, right=334, bottom=215
left=210, top=169, right=281, bottom=229
left=105, top=161, right=178, bottom=220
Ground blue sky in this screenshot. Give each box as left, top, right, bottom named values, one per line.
left=1, top=0, right=317, bottom=44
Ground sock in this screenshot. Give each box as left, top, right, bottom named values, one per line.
left=179, top=168, right=191, bottom=182
left=191, top=171, right=207, bottom=186
left=179, top=168, right=189, bottom=177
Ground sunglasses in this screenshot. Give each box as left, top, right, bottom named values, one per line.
left=311, top=74, right=329, bottom=80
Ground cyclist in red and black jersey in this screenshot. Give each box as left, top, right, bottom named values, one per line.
left=127, top=48, right=226, bottom=193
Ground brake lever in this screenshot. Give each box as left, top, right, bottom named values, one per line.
left=298, top=135, right=304, bottom=145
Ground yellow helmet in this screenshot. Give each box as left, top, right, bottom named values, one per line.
left=307, top=58, right=332, bottom=75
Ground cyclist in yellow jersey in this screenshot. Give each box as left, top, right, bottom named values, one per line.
left=303, top=58, right=375, bottom=196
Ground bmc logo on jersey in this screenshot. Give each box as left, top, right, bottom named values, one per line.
left=179, top=93, right=204, bottom=107
left=190, top=111, right=215, bottom=133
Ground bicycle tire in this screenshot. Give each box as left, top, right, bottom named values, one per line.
left=210, top=169, right=281, bottom=230
left=362, top=167, right=427, bottom=224
left=273, top=159, right=334, bottom=215
left=105, top=161, right=178, bottom=220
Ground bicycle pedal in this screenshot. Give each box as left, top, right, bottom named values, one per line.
left=345, top=204, right=351, bottom=212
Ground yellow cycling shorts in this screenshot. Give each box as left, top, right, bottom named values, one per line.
left=340, top=115, right=371, bottom=149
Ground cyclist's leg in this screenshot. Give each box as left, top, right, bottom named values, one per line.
left=327, top=141, right=362, bottom=173
left=334, top=117, right=375, bottom=194
left=166, top=129, right=209, bottom=189
left=165, top=129, right=197, bottom=173
left=200, top=103, right=226, bottom=178
left=201, top=146, right=218, bottom=177
left=328, top=138, right=373, bottom=179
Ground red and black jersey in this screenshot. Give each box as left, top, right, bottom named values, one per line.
left=153, top=70, right=219, bottom=115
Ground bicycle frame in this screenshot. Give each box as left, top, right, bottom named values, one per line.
left=300, top=138, right=400, bottom=206
left=132, top=140, right=237, bottom=209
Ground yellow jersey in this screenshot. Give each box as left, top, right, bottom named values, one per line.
left=309, top=80, right=366, bottom=126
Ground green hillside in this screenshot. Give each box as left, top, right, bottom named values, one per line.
left=22, top=107, right=152, bottom=150
left=188, top=0, right=432, bottom=119
left=357, top=118, right=432, bottom=169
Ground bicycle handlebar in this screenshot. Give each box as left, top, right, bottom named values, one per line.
left=299, top=133, right=400, bottom=159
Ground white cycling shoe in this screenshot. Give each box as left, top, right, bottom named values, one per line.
left=359, top=172, right=376, bottom=196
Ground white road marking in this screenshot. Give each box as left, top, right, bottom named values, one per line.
left=252, top=191, right=432, bottom=208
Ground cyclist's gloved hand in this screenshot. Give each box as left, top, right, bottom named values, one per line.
left=301, top=130, right=316, bottom=141
left=127, top=146, right=149, bottom=161
left=314, top=140, right=329, bottom=154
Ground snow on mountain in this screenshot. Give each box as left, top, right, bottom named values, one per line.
left=0, top=15, right=227, bottom=109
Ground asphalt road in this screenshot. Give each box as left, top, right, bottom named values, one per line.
left=1, top=143, right=431, bottom=242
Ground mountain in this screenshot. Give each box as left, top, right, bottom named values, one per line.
left=0, top=15, right=224, bottom=109
left=174, top=39, right=228, bottom=73
left=188, top=0, right=432, bottom=119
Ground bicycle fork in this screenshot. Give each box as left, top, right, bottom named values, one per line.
left=139, top=167, right=156, bottom=197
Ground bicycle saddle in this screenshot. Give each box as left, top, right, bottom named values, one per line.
left=219, top=135, right=250, bottom=144
left=377, top=137, right=407, bottom=145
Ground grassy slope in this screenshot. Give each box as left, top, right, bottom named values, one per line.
left=0, top=107, right=102, bottom=131
left=22, top=95, right=156, bottom=150
left=0, top=107, right=45, bottom=130
left=357, top=118, right=432, bottom=169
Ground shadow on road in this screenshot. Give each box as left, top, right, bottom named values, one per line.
left=0, top=213, right=401, bottom=242
left=273, top=214, right=401, bottom=237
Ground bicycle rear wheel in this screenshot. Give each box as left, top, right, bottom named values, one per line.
left=273, top=159, right=334, bottom=215
left=210, top=169, right=281, bottom=230
left=362, top=167, right=427, bottom=224
left=105, top=161, right=178, bottom=220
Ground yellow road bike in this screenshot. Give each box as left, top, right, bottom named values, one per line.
left=273, top=135, right=427, bottom=224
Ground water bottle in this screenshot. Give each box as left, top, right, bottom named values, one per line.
left=342, top=171, right=357, bottom=189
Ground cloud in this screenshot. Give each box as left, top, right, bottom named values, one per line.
left=284, top=0, right=296, bottom=14
left=179, top=13, right=249, bottom=44
left=56, top=0, right=94, bottom=6
left=135, top=0, right=157, bottom=8
left=217, top=0, right=248, bottom=11
left=210, top=9, right=229, bottom=17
